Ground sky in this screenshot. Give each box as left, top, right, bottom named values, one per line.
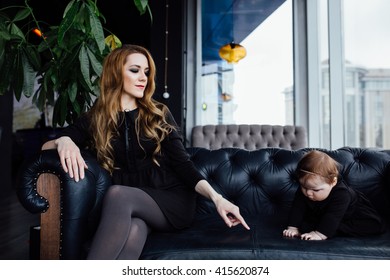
left=232, top=0, right=292, bottom=125
left=343, top=0, right=390, bottom=68
left=230, top=0, right=390, bottom=125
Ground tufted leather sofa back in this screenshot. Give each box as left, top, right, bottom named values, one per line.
left=187, top=147, right=390, bottom=221
left=191, top=124, right=307, bottom=150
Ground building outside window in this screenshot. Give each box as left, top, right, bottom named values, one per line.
left=341, top=0, right=390, bottom=148
left=303, top=0, right=390, bottom=149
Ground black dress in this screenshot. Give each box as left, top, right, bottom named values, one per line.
left=288, top=181, right=386, bottom=237
left=59, top=108, right=205, bottom=229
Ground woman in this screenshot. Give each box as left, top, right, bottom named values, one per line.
left=283, top=150, right=385, bottom=240
left=42, top=44, right=250, bottom=259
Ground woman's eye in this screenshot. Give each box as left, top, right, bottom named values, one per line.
left=130, top=69, right=139, bottom=73
left=145, top=71, right=150, bottom=77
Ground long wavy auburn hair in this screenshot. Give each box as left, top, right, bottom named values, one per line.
left=88, top=44, right=175, bottom=173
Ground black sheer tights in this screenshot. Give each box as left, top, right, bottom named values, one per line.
left=87, top=185, right=173, bottom=260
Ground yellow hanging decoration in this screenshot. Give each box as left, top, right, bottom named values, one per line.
left=219, top=42, right=247, bottom=63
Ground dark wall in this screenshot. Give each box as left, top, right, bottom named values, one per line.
left=149, top=0, right=185, bottom=132
left=0, top=0, right=186, bottom=192
left=99, top=0, right=185, bottom=131
left=1, top=0, right=185, bottom=126
left=100, top=1, right=186, bottom=131
left=0, top=93, right=13, bottom=193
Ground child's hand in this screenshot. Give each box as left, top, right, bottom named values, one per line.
left=283, top=226, right=300, bottom=238
left=300, top=231, right=327, bottom=240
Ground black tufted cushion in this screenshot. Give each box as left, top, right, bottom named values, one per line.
left=185, top=147, right=390, bottom=219
left=188, top=148, right=304, bottom=217
left=324, top=147, right=390, bottom=218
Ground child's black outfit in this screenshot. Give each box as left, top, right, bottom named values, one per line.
left=288, top=181, right=386, bottom=238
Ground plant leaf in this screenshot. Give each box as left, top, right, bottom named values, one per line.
left=86, top=46, right=102, bottom=76
left=35, top=84, right=47, bottom=111
left=9, top=22, right=25, bottom=39
left=13, top=8, right=31, bottom=22
left=71, top=96, right=81, bottom=115
left=46, top=88, right=55, bottom=107
left=63, top=0, right=76, bottom=16
left=59, top=93, right=69, bottom=126
left=79, top=44, right=92, bottom=89
left=37, top=27, right=58, bottom=53
left=12, top=49, right=24, bottom=101
left=0, top=37, right=5, bottom=70
left=58, top=0, right=80, bottom=45
left=133, top=0, right=149, bottom=15
left=21, top=52, right=36, bottom=98
left=86, top=4, right=105, bottom=54
left=68, top=81, right=77, bottom=102
left=24, top=44, right=41, bottom=70
left=146, top=5, right=153, bottom=23
left=0, top=30, right=11, bottom=41
left=0, top=47, right=15, bottom=94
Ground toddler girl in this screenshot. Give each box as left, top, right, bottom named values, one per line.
left=283, top=150, right=386, bottom=240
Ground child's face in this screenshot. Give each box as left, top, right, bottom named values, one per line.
left=299, top=175, right=337, bottom=201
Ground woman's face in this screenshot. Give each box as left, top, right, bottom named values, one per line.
left=299, top=175, right=337, bottom=201
left=121, top=53, right=149, bottom=106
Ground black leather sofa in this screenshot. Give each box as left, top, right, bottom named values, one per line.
left=17, top=147, right=390, bottom=259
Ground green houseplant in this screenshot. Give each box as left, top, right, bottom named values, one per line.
left=0, top=0, right=150, bottom=126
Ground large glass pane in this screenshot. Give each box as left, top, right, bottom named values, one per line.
left=200, top=0, right=293, bottom=125
left=343, top=0, right=390, bottom=148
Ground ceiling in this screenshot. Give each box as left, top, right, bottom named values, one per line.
left=202, top=0, right=286, bottom=63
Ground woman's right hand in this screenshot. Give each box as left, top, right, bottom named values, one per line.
left=43, top=136, right=88, bottom=182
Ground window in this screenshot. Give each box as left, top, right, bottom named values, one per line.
left=343, top=0, right=390, bottom=148
left=303, top=0, right=390, bottom=149
left=199, top=0, right=293, bottom=125
left=192, top=0, right=390, bottom=149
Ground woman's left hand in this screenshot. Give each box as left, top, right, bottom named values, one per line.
left=214, top=195, right=250, bottom=230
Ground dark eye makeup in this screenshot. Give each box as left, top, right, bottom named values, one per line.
left=129, top=68, right=150, bottom=76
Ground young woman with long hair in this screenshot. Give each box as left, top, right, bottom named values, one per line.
left=42, top=44, right=249, bottom=259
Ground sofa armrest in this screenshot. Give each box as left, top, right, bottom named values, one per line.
left=17, top=149, right=112, bottom=259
